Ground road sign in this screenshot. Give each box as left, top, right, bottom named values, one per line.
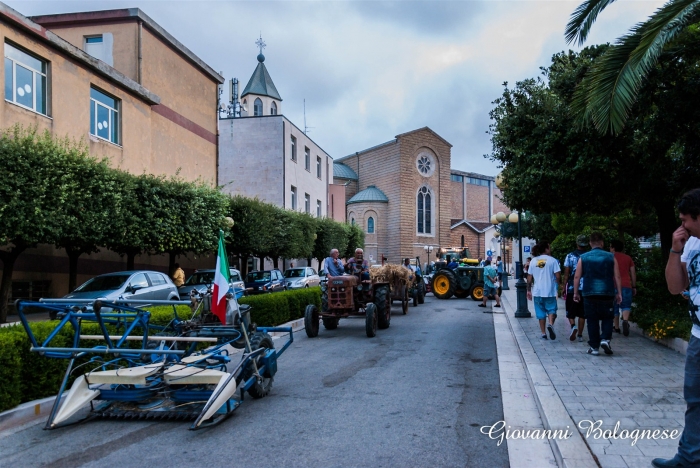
left=486, top=250, right=492, bottom=257
left=523, top=246, right=531, bottom=253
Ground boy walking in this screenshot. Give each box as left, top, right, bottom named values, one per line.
left=562, top=235, right=588, bottom=342
left=610, top=239, right=636, bottom=336
left=527, top=241, right=561, bottom=340
left=479, top=261, right=501, bottom=309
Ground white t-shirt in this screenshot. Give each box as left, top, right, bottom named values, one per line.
left=529, top=254, right=561, bottom=298
left=681, top=236, right=700, bottom=339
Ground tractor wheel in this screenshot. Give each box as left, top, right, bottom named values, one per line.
left=304, top=304, right=320, bottom=337
left=402, top=287, right=409, bottom=314
left=365, top=303, right=378, bottom=337
left=321, top=283, right=329, bottom=313
left=374, top=285, right=391, bottom=329
left=412, top=290, right=418, bottom=307
left=432, top=270, right=456, bottom=299
left=242, top=332, right=274, bottom=398
left=418, top=281, right=425, bottom=304
left=322, top=317, right=339, bottom=330
left=454, top=289, right=470, bottom=299
left=471, top=283, right=485, bottom=301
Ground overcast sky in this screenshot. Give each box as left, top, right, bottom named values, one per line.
left=11, top=0, right=665, bottom=175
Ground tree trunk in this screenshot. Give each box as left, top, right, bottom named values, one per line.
left=259, top=256, right=265, bottom=271
left=168, top=251, right=177, bottom=275
left=65, top=246, right=83, bottom=294
left=0, top=246, right=26, bottom=323
left=656, top=202, right=680, bottom=264
left=272, top=257, right=279, bottom=269
left=127, top=251, right=136, bottom=271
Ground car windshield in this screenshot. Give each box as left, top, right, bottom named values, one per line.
left=74, top=275, right=131, bottom=292
left=284, top=269, right=305, bottom=278
left=246, top=272, right=271, bottom=282
left=184, top=272, right=214, bottom=286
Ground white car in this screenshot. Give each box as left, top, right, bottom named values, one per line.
left=283, top=267, right=320, bottom=289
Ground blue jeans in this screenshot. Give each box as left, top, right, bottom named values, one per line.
left=613, top=287, right=633, bottom=316
left=583, top=297, right=614, bottom=349
left=678, top=335, right=700, bottom=463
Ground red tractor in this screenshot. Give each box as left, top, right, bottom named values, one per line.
left=304, top=275, right=391, bottom=338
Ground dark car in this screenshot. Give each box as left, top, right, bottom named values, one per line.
left=244, top=270, right=285, bottom=294
left=178, top=268, right=245, bottom=299
left=64, top=271, right=180, bottom=302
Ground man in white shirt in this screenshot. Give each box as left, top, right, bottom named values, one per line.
left=527, top=241, right=561, bottom=340
left=658, top=189, right=700, bottom=468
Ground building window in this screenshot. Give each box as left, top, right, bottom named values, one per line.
left=461, top=235, right=465, bottom=247
left=317, top=199, right=322, bottom=217
left=467, top=177, right=489, bottom=187
left=451, top=174, right=463, bottom=182
left=270, top=101, right=277, bottom=115
left=417, top=155, right=431, bottom=175
left=291, top=135, right=297, bottom=161
left=4, top=42, right=47, bottom=115
left=305, top=147, right=310, bottom=171
left=84, top=35, right=113, bottom=66
left=367, top=217, right=375, bottom=234
left=254, top=98, right=263, bottom=116
left=316, top=156, right=322, bottom=179
left=417, top=186, right=432, bottom=234
left=304, top=193, right=310, bottom=213
left=351, top=217, right=355, bottom=226
left=90, top=87, right=119, bottom=145
left=291, top=186, right=297, bottom=210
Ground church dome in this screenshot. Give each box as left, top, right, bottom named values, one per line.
left=333, top=162, right=358, bottom=180
left=347, top=185, right=388, bottom=205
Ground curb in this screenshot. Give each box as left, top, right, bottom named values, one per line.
left=0, top=316, right=307, bottom=431
left=500, top=292, right=599, bottom=468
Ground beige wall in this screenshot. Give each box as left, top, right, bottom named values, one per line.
left=466, top=184, right=490, bottom=221
left=241, top=94, right=281, bottom=117
left=328, top=184, right=346, bottom=222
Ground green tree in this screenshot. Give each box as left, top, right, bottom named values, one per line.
left=343, top=223, right=366, bottom=259
left=312, top=217, right=349, bottom=267
left=566, top=0, right=700, bottom=134
left=0, top=126, right=80, bottom=322
left=226, top=196, right=278, bottom=275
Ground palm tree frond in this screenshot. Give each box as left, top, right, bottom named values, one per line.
left=566, top=0, right=619, bottom=45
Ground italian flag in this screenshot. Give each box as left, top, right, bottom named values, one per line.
left=211, top=230, right=230, bottom=324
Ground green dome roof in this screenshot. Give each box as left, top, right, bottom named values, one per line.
left=347, top=186, right=388, bottom=205
left=333, top=163, right=358, bottom=180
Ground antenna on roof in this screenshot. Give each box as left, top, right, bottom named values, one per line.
left=303, top=99, right=314, bottom=135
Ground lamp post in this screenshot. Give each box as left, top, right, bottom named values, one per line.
left=424, top=245, right=434, bottom=273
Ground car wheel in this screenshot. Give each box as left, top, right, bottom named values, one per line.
left=305, top=284, right=309, bottom=288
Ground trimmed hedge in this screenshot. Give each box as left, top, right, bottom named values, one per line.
left=0, top=288, right=320, bottom=413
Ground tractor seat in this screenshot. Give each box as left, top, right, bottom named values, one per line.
left=86, top=362, right=164, bottom=386
left=163, top=364, right=228, bottom=385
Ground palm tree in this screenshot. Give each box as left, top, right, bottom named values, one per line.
left=566, top=0, right=700, bottom=134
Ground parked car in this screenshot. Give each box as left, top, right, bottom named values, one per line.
left=178, top=268, right=245, bottom=299
left=244, top=270, right=286, bottom=294
left=319, top=269, right=327, bottom=281
left=283, top=267, right=320, bottom=289
left=64, top=271, right=180, bottom=302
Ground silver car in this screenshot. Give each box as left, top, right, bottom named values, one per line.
left=64, top=271, right=180, bottom=302
left=283, top=267, right=320, bottom=289
left=178, top=268, right=245, bottom=299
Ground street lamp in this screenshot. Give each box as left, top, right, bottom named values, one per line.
left=495, top=174, right=531, bottom=318
left=424, top=245, right=434, bottom=273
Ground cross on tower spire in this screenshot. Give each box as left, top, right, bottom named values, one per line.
left=255, top=34, right=266, bottom=55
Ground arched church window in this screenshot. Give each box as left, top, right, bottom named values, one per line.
left=271, top=101, right=277, bottom=115
left=254, top=98, right=263, bottom=116
left=351, top=217, right=355, bottom=226
left=367, top=217, right=375, bottom=234
left=417, top=186, right=432, bottom=234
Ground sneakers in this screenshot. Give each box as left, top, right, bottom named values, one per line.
left=587, top=347, right=599, bottom=355
left=494, top=304, right=501, bottom=308
left=541, top=334, right=548, bottom=340
left=623, top=320, right=630, bottom=337
left=601, top=340, right=613, bottom=355
left=478, top=304, right=486, bottom=308
left=569, top=326, right=578, bottom=341
left=578, top=335, right=583, bottom=343
left=614, top=328, right=621, bottom=334
left=547, top=324, right=556, bottom=340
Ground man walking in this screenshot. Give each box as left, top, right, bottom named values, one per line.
left=573, top=233, right=622, bottom=356
left=527, top=241, right=561, bottom=340
left=479, top=261, right=501, bottom=309
left=324, top=248, right=345, bottom=277
left=562, top=235, right=588, bottom=342
left=172, top=263, right=185, bottom=287
left=656, top=188, right=700, bottom=468
left=610, top=239, right=636, bottom=336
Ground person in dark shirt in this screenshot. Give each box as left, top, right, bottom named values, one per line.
left=347, top=248, right=370, bottom=280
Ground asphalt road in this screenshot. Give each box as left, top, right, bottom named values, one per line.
left=0, top=295, right=509, bottom=468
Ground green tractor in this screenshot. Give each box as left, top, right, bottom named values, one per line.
left=430, top=246, right=484, bottom=301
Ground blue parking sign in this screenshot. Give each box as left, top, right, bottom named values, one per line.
left=523, top=245, right=531, bottom=253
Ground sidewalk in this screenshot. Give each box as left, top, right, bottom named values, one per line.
left=498, top=288, right=686, bottom=468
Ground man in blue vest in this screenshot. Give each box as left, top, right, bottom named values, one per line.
left=573, top=232, right=622, bottom=356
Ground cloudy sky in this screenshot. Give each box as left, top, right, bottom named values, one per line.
left=11, top=0, right=665, bottom=175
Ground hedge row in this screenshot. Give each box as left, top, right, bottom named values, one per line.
left=0, top=288, right=320, bottom=413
